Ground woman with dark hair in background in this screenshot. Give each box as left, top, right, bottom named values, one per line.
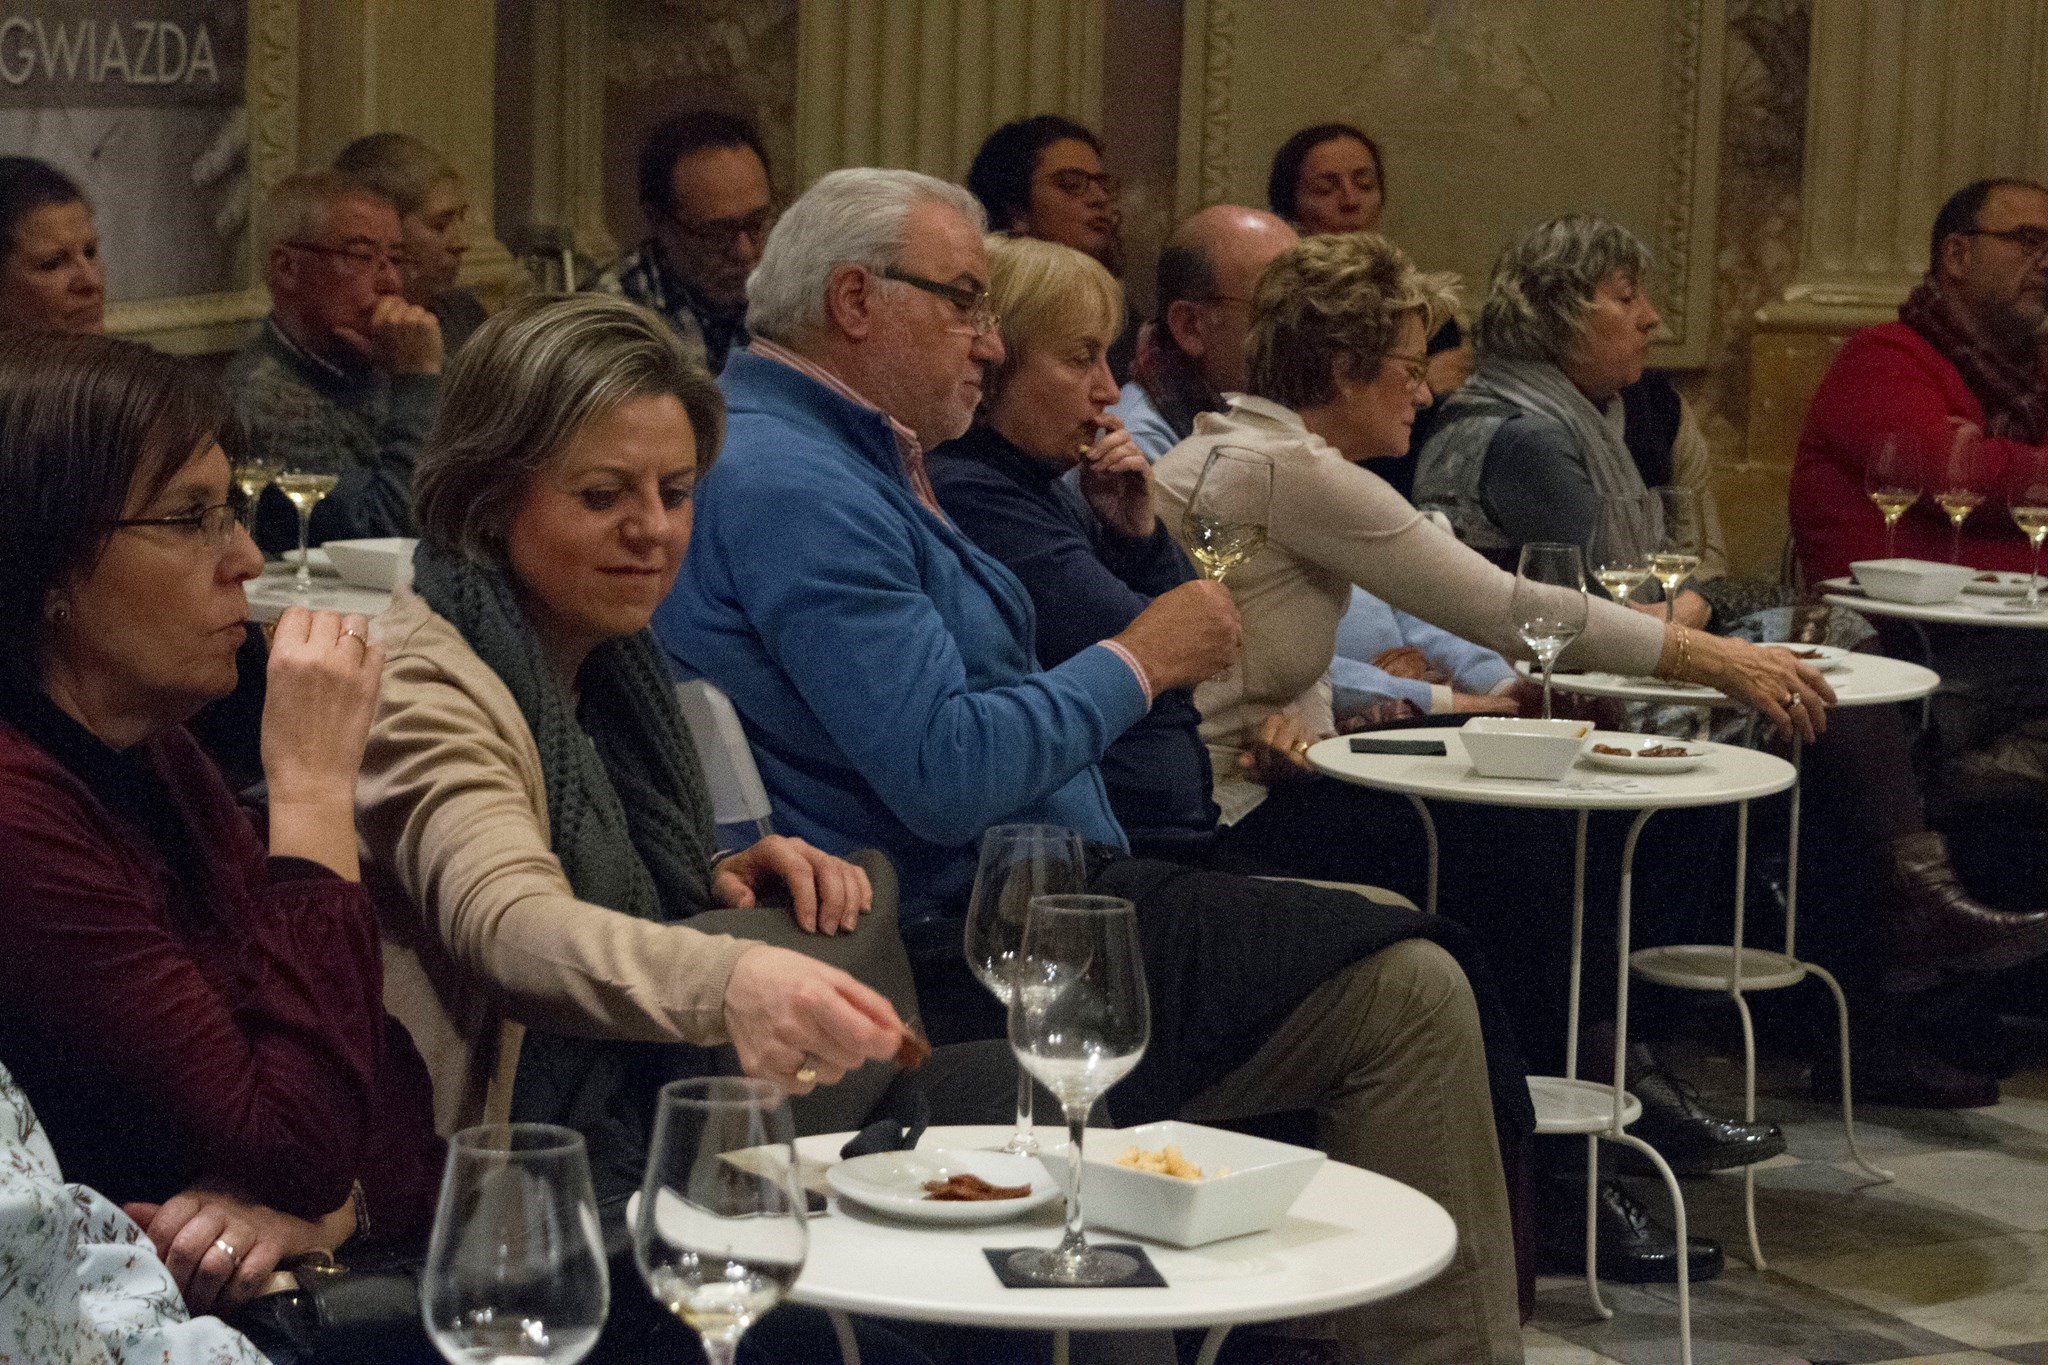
left=0, top=332, right=443, bottom=1319
left=0, top=156, right=105, bottom=334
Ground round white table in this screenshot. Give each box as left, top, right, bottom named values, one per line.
left=790, top=1124, right=1456, bottom=1365
left=1309, top=728, right=1796, bottom=1365
left=244, top=561, right=393, bottom=624
left=1531, top=649, right=1942, bottom=709
left=1819, top=576, right=2048, bottom=628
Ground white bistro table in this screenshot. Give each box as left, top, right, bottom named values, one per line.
left=1819, top=576, right=2048, bottom=628
left=1309, top=729, right=1796, bottom=1365
left=244, top=562, right=393, bottom=624
left=790, top=1123, right=1456, bottom=1365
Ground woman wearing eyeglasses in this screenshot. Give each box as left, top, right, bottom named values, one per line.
left=967, top=113, right=1140, bottom=379
left=0, top=334, right=445, bottom=1318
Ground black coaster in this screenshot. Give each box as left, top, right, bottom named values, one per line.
left=981, top=1245, right=1168, bottom=1288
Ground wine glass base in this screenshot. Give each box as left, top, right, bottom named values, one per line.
left=1006, top=1245, right=1142, bottom=1287
left=992, top=1132, right=1041, bottom=1156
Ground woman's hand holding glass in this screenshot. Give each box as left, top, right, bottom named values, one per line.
left=1075, top=414, right=1155, bottom=541
left=712, top=835, right=872, bottom=936
left=720, top=945, right=905, bottom=1095
left=260, top=606, right=382, bottom=878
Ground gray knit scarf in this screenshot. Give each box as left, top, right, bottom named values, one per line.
left=412, top=538, right=720, bottom=1195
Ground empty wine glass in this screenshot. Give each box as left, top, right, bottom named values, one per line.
left=963, top=824, right=1088, bottom=1156
left=231, top=458, right=281, bottom=535
left=2006, top=447, right=2048, bottom=614
left=1936, top=427, right=1986, bottom=564
left=1511, top=543, right=1588, bottom=720
left=1180, top=445, right=1273, bottom=581
left=1865, top=434, right=1920, bottom=559
left=634, top=1078, right=806, bottom=1365
left=1648, top=486, right=1702, bottom=622
left=1007, top=893, right=1150, bottom=1287
left=273, top=469, right=340, bottom=592
left=1588, top=493, right=1656, bottom=605
left=422, top=1123, right=609, bottom=1365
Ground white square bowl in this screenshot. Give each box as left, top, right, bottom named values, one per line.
left=1080, top=1120, right=1323, bottom=1247
left=1850, top=557, right=1974, bottom=604
left=322, top=537, right=417, bottom=591
left=1458, top=716, right=1593, bottom=781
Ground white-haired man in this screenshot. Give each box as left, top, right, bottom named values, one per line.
left=655, top=168, right=1526, bottom=1364
left=228, top=169, right=442, bottom=552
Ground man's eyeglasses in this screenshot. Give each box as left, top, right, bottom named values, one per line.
left=1040, top=168, right=1121, bottom=200
left=284, top=240, right=409, bottom=273
left=669, top=206, right=777, bottom=253
left=880, top=268, right=1000, bottom=336
left=1963, top=225, right=2048, bottom=258
left=1384, top=351, right=1430, bottom=390
left=112, top=488, right=249, bottom=550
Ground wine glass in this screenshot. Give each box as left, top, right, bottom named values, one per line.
left=2006, top=447, right=2048, bottom=614
left=1006, top=893, right=1150, bottom=1287
left=1180, top=445, right=1273, bottom=581
left=231, top=458, right=281, bottom=535
left=1588, top=493, right=1656, bottom=605
left=1648, top=485, right=1703, bottom=622
left=1511, top=543, right=1588, bottom=720
left=634, top=1078, right=806, bottom=1365
left=422, top=1123, right=609, bottom=1365
left=963, top=824, right=1088, bottom=1156
left=1935, top=427, right=1986, bottom=564
left=273, top=469, right=340, bottom=592
left=1865, top=434, right=1920, bottom=559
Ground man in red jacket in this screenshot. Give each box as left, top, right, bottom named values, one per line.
left=1793, top=178, right=2048, bottom=583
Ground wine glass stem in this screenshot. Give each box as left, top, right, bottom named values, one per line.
left=1055, top=1105, right=1091, bottom=1259
left=698, top=1337, right=741, bottom=1365
left=1952, top=521, right=1964, bottom=564
left=2030, top=534, right=2045, bottom=612
left=1885, top=517, right=1897, bottom=559
left=1010, top=1069, right=1037, bottom=1153
left=1539, top=654, right=1556, bottom=720
left=294, top=506, right=314, bottom=592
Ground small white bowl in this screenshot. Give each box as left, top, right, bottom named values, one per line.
left=1849, top=558, right=1974, bottom=604
left=321, top=537, right=417, bottom=591
left=1459, top=716, right=1593, bottom=781
left=1081, top=1120, right=1323, bottom=1248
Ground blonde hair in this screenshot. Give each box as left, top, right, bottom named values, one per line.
left=1246, top=232, right=1457, bottom=410
left=983, top=233, right=1123, bottom=400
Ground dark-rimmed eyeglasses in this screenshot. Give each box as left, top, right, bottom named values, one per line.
left=667, top=205, right=777, bottom=253
left=1039, top=168, right=1121, bottom=200
left=1962, top=225, right=2048, bottom=258
left=880, top=268, right=1000, bottom=336
left=111, top=488, right=249, bottom=550
left=284, top=240, right=409, bottom=272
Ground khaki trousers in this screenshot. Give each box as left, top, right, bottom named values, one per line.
left=1179, top=938, right=1523, bottom=1365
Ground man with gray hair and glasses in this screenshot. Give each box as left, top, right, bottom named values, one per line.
left=656, top=166, right=1529, bottom=1364
left=228, top=168, right=442, bottom=552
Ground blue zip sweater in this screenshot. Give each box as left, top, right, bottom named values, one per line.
left=653, top=351, right=1143, bottom=920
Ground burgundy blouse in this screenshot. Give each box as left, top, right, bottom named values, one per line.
left=0, top=695, right=442, bottom=1240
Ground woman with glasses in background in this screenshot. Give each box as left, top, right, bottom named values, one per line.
left=0, top=333, right=443, bottom=1320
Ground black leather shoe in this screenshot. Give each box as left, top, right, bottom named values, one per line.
left=1537, top=1178, right=1724, bottom=1283
left=1616, top=1069, right=1787, bottom=1176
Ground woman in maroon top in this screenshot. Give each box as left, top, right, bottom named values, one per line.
left=0, top=332, right=442, bottom=1317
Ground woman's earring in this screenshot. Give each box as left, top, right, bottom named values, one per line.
left=44, top=599, right=71, bottom=625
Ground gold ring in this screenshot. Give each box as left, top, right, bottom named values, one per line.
left=212, top=1237, right=241, bottom=1266
left=1291, top=739, right=1310, bottom=757
left=794, top=1056, right=818, bottom=1085
left=339, top=627, right=367, bottom=648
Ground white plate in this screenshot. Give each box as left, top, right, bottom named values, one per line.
left=1758, top=642, right=1850, bottom=672
left=825, top=1148, right=1058, bottom=1225
left=1581, top=740, right=1707, bottom=774
left=1961, top=571, right=2046, bottom=597
left=280, top=548, right=336, bottom=575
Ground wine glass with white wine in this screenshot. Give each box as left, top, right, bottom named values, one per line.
left=1865, top=434, right=1920, bottom=559
left=2006, top=447, right=2048, bottom=614
left=1935, top=427, right=1986, bottom=564
left=1648, top=485, right=1703, bottom=623
left=1180, top=445, right=1273, bottom=581
left=963, top=824, right=1087, bottom=1156
left=1588, top=493, right=1656, bottom=606
left=231, top=458, right=282, bottom=536
left=1511, top=543, right=1588, bottom=720
left=273, top=469, right=341, bottom=592
left=633, top=1078, right=806, bottom=1365
left=421, top=1123, right=610, bottom=1365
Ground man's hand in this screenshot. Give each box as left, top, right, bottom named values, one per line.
left=336, top=296, right=444, bottom=376
left=714, top=835, right=873, bottom=935
left=123, top=1187, right=352, bottom=1316
left=1109, top=579, right=1241, bottom=692
left=1075, top=415, right=1155, bottom=540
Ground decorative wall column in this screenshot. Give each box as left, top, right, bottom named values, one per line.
left=508, top=0, right=616, bottom=265
left=1762, top=0, right=2048, bottom=330
left=794, top=0, right=1104, bottom=190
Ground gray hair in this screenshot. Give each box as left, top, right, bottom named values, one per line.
left=415, top=294, right=724, bottom=563
left=334, top=131, right=459, bottom=218
left=259, top=168, right=392, bottom=258
left=745, top=168, right=986, bottom=341
left=1474, top=214, right=1654, bottom=366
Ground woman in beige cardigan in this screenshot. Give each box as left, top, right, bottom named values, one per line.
left=355, top=295, right=910, bottom=1183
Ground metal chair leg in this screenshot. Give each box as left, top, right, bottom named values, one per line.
left=1583, top=1133, right=1612, bottom=1319
left=1608, top=1132, right=1694, bottom=1365
left=1730, top=989, right=1767, bottom=1270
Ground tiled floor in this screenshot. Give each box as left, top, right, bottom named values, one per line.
left=1523, top=1027, right=2048, bottom=1364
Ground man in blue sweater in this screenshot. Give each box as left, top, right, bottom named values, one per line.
left=655, top=169, right=1527, bottom=1363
